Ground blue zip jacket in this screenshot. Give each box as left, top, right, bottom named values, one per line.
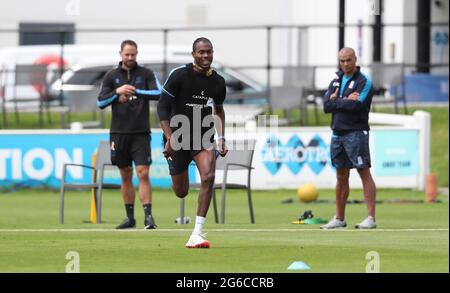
left=323, top=66, right=373, bottom=133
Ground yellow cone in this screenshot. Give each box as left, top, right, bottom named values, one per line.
left=90, top=152, right=97, bottom=223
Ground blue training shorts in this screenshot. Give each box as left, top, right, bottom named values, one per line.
left=330, top=130, right=371, bottom=169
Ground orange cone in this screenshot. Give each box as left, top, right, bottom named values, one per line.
left=425, top=173, right=438, bottom=202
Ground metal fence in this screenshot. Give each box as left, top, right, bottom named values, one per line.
left=0, top=22, right=448, bottom=128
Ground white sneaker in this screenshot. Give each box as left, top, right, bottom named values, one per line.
left=185, top=233, right=210, bottom=248
left=355, top=216, right=377, bottom=229
left=320, top=216, right=347, bottom=229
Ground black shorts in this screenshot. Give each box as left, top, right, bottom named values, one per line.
left=163, top=133, right=218, bottom=175
left=166, top=149, right=200, bottom=175
left=110, top=133, right=151, bottom=168
left=330, top=130, right=371, bottom=169
left=166, top=149, right=220, bottom=176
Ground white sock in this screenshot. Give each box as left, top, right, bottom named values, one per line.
left=192, top=216, right=206, bottom=235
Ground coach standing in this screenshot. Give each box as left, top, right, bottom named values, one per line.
left=321, top=47, right=377, bottom=229
left=98, top=40, right=161, bottom=229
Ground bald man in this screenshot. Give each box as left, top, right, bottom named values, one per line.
left=321, top=47, right=377, bottom=229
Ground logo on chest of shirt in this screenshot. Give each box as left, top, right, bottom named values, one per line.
left=187, top=91, right=214, bottom=109
left=192, top=90, right=211, bottom=101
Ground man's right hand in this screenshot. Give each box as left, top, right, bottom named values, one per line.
left=163, top=138, right=175, bottom=159
left=118, top=94, right=129, bottom=103
left=347, top=92, right=360, bottom=101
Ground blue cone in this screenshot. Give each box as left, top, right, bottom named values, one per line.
left=287, top=261, right=311, bottom=270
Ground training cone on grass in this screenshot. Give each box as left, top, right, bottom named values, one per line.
left=297, top=183, right=319, bottom=203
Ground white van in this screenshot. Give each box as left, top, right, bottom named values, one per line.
left=0, top=44, right=125, bottom=107
left=0, top=44, right=267, bottom=111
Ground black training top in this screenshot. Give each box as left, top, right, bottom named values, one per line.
left=97, top=61, right=161, bottom=134
left=157, top=63, right=226, bottom=149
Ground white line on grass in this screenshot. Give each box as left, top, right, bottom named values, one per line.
left=0, top=228, right=448, bottom=232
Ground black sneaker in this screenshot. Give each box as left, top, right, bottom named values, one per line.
left=116, top=218, right=136, bottom=229
left=144, top=215, right=157, bottom=229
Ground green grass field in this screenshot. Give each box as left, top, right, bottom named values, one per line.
left=1, top=105, right=448, bottom=273
left=0, top=188, right=447, bottom=273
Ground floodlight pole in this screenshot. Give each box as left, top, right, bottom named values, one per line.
left=338, top=0, right=345, bottom=50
